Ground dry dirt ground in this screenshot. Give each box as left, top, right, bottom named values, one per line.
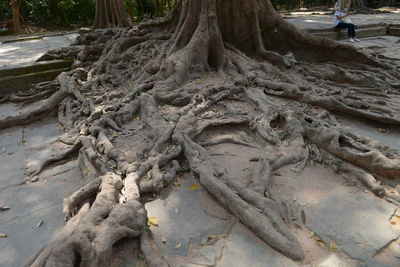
left=1, top=35, right=400, bottom=267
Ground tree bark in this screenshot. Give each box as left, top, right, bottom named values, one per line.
left=10, top=0, right=20, bottom=33
left=93, top=0, right=130, bottom=29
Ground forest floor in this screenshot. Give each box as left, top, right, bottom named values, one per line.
left=1, top=14, right=400, bottom=267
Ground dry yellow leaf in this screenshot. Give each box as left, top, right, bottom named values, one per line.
left=316, top=239, right=326, bottom=248
left=0, top=233, right=7, bottom=238
left=189, top=184, right=198, bottom=190
left=173, top=178, right=181, bottom=187
left=390, top=221, right=397, bottom=225
left=329, top=242, right=335, bottom=251
left=161, top=235, right=167, bottom=243
left=394, top=215, right=400, bottom=222
left=208, top=235, right=217, bottom=240
left=136, top=116, right=140, bottom=121
left=147, top=217, right=158, bottom=226
left=174, top=243, right=182, bottom=249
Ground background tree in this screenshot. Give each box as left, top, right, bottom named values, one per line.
left=0, top=0, right=399, bottom=266
left=10, top=0, right=20, bottom=33
left=93, top=0, right=130, bottom=28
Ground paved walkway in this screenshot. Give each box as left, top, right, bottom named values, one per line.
left=0, top=33, right=78, bottom=69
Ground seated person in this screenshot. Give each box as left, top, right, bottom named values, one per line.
left=332, top=0, right=360, bottom=43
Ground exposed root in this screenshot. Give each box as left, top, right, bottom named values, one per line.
left=336, top=162, right=385, bottom=197
left=140, top=230, right=171, bottom=267
left=303, top=116, right=400, bottom=179
left=27, top=141, right=82, bottom=181
left=0, top=73, right=77, bottom=129
left=198, top=133, right=258, bottom=148
left=29, top=172, right=146, bottom=267
left=37, top=46, right=81, bottom=62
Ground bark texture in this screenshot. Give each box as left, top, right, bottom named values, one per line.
left=10, top=0, right=21, bottom=33
left=1, top=0, right=398, bottom=266
left=93, top=0, right=130, bottom=29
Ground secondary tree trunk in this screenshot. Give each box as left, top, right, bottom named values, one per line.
left=155, top=0, right=163, bottom=17
left=93, top=0, right=130, bottom=29
left=10, top=0, right=20, bottom=33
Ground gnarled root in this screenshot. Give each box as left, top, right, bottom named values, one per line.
left=30, top=172, right=146, bottom=267
left=302, top=115, right=400, bottom=179
left=0, top=73, right=77, bottom=130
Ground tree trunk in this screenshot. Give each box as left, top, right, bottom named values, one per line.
left=10, top=0, right=20, bottom=33
left=93, top=0, right=130, bottom=29
left=155, top=0, right=162, bottom=17
left=3, top=0, right=398, bottom=266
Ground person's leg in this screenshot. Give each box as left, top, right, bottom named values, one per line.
left=335, top=22, right=351, bottom=37
left=348, top=23, right=355, bottom=37
left=349, top=24, right=361, bottom=42
left=335, top=22, right=354, bottom=42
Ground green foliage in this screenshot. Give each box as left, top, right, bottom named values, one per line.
left=0, top=0, right=173, bottom=27
left=0, top=1, right=12, bottom=21
left=125, top=0, right=156, bottom=22
left=20, top=0, right=95, bottom=26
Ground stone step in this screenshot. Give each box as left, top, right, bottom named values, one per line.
left=310, top=26, right=388, bottom=40
left=0, top=60, right=73, bottom=95
left=388, top=24, right=400, bottom=36
left=0, top=59, right=72, bottom=77
left=307, top=23, right=384, bottom=33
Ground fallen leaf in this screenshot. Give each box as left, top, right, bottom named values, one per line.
left=173, top=178, right=181, bottom=186
left=147, top=217, right=158, bottom=226
left=264, top=191, right=270, bottom=198
left=0, top=206, right=10, bottom=211
left=220, top=234, right=228, bottom=238
left=174, top=243, right=182, bottom=249
left=272, top=172, right=282, bottom=176
left=316, top=239, right=326, bottom=248
left=290, top=167, right=299, bottom=173
left=174, top=208, right=180, bottom=214
left=189, top=184, right=198, bottom=190
left=161, top=235, right=167, bottom=243
left=329, top=242, right=335, bottom=251
left=136, top=116, right=140, bottom=121
left=0, top=233, right=7, bottom=238
left=208, top=235, right=217, bottom=240
left=394, top=215, right=400, bottom=222
left=390, top=221, right=397, bottom=225
left=249, top=157, right=260, bottom=162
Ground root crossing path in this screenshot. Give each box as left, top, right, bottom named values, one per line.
left=0, top=1, right=400, bottom=266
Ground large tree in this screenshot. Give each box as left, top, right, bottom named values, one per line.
left=93, top=0, right=130, bottom=28
left=1, top=0, right=399, bottom=266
